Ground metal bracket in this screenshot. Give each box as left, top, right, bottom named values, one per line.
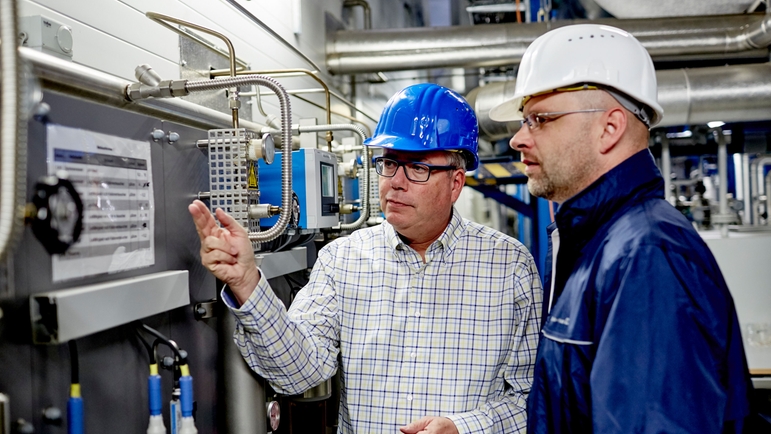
left=194, top=299, right=217, bottom=320
left=30, top=270, right=189, bottom=344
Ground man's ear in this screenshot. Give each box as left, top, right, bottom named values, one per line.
left=599, top=107, right=627, bottom=154
left=450, top=168, right=465, bottom=202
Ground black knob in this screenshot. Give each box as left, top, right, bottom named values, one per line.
left=30, top=176, right=83, bottom=255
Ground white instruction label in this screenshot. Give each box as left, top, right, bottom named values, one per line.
left=47, top=124, right=155, bottom=282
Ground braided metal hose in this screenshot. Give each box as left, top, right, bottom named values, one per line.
left=0, top=0, right=28, bottom=262
left=187, top=75, right=292, bottom=242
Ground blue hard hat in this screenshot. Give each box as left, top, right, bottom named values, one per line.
left=364, top=83, right=479, bottom=170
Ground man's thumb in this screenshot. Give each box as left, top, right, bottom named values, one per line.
left=400, top=417, right=428, bottom=433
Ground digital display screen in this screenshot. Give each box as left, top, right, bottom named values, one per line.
left=321, top=163, right=334, bottom=197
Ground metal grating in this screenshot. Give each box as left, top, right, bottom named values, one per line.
left=207, top=128, right=259, bottom=234
left=367, top=167, right=381, bottom=219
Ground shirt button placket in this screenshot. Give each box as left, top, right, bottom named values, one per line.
left=406, top=270, right=421, bottom=407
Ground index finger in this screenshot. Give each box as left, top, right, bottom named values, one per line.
left=188, top=199, right=219, bottom=241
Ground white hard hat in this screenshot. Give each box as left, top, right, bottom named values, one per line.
left=489, top=24, right=663, bottom=127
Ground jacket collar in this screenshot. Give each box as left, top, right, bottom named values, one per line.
left=554, top=149, right=664, bottom=249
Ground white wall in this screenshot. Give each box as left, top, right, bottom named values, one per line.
left=19, top=0, right=378, bottom=132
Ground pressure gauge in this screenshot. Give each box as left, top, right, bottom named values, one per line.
left=250, top=133, right=276, bottom=165
left=263, top=133, right=275, bottom=165
left=266, top=400, right=280, bottom=432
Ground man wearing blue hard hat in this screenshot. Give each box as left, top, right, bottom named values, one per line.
left=490, top=24, right=754, bottom=433
left=190, top=83, right=542, bottom=433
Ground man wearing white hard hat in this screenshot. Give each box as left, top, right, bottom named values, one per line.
left=490, top=24, right=753, bottom=433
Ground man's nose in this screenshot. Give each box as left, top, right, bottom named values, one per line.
left=388, top=164, right=410, bottom=188
left=510, top=126, right=531, bottom=151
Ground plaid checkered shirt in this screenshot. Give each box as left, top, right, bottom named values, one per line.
left=224, top=208, right=542, bottom=433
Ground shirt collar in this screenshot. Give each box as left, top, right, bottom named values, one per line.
left=383, top=207, right=465, bottom=257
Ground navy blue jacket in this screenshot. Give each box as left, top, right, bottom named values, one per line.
left=528, top=150, right=753, bottom=433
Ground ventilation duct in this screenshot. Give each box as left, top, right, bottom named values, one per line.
left=468, top=63, right=771, bottom=142
left=326, top=14, right=771, bottom=74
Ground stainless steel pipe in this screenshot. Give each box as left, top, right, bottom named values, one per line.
left=751, top=156, right=771, bottom=224
left=21, top=48, right=264, bottom=132
left=327, top=14, right=771, bottom=74
left=469, top=63, right=771, bottom=142
left=221, top=311, right=267, bottom=434
left=716, top=129, right=730, bottom=237
left=661, top=136, right=672, bottom=203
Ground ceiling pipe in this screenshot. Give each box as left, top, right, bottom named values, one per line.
left=468, top=63, right=771, bottom=141
left=326, top=13, right=771, bottom=74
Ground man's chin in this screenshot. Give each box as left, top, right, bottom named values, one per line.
left=384, top=210, right=411, bottom=228
left=527, top=179, right=554, bottom=200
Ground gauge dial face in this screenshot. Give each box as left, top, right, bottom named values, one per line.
left=262, top=134, right=275, bottom=165
left=266, top=401, right=280, bottom=431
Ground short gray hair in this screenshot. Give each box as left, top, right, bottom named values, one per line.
left=446, top=151, right=467, bottom=172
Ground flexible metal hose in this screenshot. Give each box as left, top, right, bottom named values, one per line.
left=292, top=124, right=370, bottom=231
left=187, top=75, right=292, bottom=242
left=0, top=0, right=27, bottom=262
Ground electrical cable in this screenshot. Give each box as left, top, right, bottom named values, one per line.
left=68, top=340, right=79, bottom=385
left=134, top=327, right=154, bottom=362
left=146, top=361, right=165, bottom=434
left=135, top=322, right=185, bottom=363
left=284, top=233, right=315, bottom=251
left=67, top=340, right=83, bottom=434
left=272, top=231, right=301, bottom=252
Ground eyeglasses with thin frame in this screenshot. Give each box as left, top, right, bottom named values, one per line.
left=374, top=157, right=458, bottom=183
left=520, top=109, right=607, bottom=131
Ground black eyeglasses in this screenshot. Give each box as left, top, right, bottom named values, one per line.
left=374, top=157, right=458, bottom=183
left=520, top=109, right=607, bottom=131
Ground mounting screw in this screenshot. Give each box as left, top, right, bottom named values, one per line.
left=42, top=406, right=63, bottom=425
left=16, top=418, right=35, bottom=433
left=151, top=129, right=165, bottom=142
left=168, top=132, right=180, bottom=143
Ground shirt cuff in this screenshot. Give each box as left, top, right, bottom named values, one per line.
left=220, top=267, right=269, bottom=312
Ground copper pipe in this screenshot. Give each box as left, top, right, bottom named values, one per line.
left=145, top=12, right=241, bottom=128
left=213, top=68, right=334, bottom=148
left=291, top=94, right=372, bottom=137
